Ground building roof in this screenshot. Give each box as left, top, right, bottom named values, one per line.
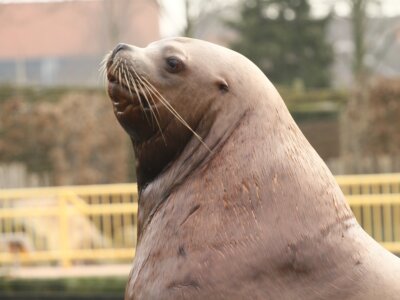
left=0, top=0, right=160, bottom=60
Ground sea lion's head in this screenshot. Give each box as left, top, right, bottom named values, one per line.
left=103, top=37, right=274, bottom=187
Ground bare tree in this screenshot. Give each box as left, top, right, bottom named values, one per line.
left=339, top=0, right=400, bottom=173
left=158, top=0, right=237, bottom=37
left=351, top=0, right=368, bottom=83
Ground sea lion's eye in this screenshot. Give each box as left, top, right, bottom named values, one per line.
left=165, top=56, right=184, bottom=73
left=219, top=83, right=229, bottom=93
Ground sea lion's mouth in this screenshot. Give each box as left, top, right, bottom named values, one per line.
left=107, top=72, right=150, bottom=113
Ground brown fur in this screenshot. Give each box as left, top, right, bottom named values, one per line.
left=106, top=38, right=400, bottom=300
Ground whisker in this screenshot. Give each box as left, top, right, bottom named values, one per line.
left=105, top=58, right=210, bottom=151
left=110, top=57, right=122, bottom=75
left=122, top=63, right=166, bottom=143
left=140, top=81, right=162, bottom=119
left=124, top=67, right=150, bottom=120
left=118, top=68, right=122, bottom=88
left=132, top=68, right=177, bottom=136
left=129, top=67, right=161, bottom=119
left=98, top=55, right=109, bottom=84
left=138, top=82, right=155, bottom=126
left=143, top=88, right=165, bottom=142
left=139, top=78, right=192, bottom=124
left=122, top=67, right=133, bottom=96
left=139, top=77, right=211, bottom=152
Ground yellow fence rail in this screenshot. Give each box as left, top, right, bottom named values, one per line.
left=0, top=173, right=400, bottom=267
left=336, top=173, right=400, bottom=253
left=0, top=184, right=138, bottom=268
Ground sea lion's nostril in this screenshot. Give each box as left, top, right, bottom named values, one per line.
left=111, top=43, right=130, bottom=59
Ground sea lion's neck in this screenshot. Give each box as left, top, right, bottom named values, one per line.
left=132, top=132, right=190, bottom=190
left=135, top=101, right=249, bottom=240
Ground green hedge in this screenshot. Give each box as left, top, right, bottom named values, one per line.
left=0, top=277, right=126, bottom=299
left=0, top=85, right=102, bottom=104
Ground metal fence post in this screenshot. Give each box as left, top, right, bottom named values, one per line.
left=58, top=191, right=71, bottom=267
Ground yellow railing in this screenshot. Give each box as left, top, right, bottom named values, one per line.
left=336, top=173, right=400, bottom=253
left=0, top=184, right=138, bottom=267
left=0, top=173, right=400, bottom=267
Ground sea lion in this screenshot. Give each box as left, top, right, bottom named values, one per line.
left=104, top=38, right=400, bottom=299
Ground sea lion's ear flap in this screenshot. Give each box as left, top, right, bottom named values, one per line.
left=215, top=77, right=229, bottom=93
